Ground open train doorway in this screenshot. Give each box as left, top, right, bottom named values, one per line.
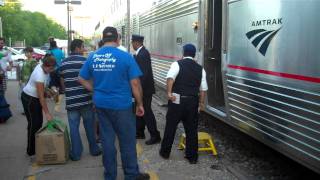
left=203, top=0, right=225, bottom=114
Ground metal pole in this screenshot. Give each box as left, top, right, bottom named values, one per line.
left=126, top=0, right=130, bottom=52
left=70, top=10, right=72, bottom=41
left=67, top=1, right=70, bottom=55
left=0, top=17, right=2, bottom=37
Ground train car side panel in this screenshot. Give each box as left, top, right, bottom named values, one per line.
left=139, top=0, right=199, bottom=86
left=225, top=0, right=320, bottom=173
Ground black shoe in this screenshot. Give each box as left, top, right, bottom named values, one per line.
left=184, top=156, right=198, bottom=164
left=145, top=137, right=161, bottom=145
left=27, top=152, right=35, bottom=156
left=136, top=173, right=150, bottom=180
left=136, top=134, right=145, bottom=139
left=188, top=159, right=197, bottom=164
left=159, top=150, right=169, bottom=159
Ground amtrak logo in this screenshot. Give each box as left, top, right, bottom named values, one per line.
left=246, top=28, right=281, bottom=56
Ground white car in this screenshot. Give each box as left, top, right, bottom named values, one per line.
left=5, top=47, right=26, bottom=66
left=33, top=48, right=46, bottom=56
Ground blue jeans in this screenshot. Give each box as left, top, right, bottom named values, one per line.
left=67, top=105, right=100, bottom=160
left=96, top=107, right=139, bottom=180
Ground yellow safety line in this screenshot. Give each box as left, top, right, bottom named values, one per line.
left=27, top=176, right=36, bottom=180
left=136, top=142, right=143, bottom=158
left=136, top=143, right=159, bottom=180
left=32, top=163, right=39, bottom=169
left=146, top=171, right=159, bottom=180
left=27, top=162, right=39, bottom=180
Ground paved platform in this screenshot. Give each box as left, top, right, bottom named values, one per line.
left=0, top=81, right=236, bottom=180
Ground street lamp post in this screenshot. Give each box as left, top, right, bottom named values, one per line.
left=54, top=0, right=81, bottom=55
left=126, top=0, right=130, bottom=52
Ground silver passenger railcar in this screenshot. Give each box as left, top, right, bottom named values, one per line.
left=99, top=0, right=320, bottom=173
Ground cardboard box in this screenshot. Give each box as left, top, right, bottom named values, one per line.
left=36, top=121, right=70, bottom=164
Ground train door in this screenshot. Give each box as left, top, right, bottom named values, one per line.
left=203, top=0, right=225, bottom=113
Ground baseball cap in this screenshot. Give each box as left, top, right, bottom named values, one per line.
left=183, top=43, right=196, bottom=57
left=102, top=26, right=118, bottom=42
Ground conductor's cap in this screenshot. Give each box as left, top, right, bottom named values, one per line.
left=131, top=34, right=144, bottom=42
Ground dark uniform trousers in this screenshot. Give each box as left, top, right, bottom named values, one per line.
left=136, top=96, right=160, bottom=138
left=160, top=96, right=199, bottom=160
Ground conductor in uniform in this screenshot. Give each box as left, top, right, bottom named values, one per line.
left=159, top=44, right=208, bottom=164
left=131, top=34, right=161, bottom=145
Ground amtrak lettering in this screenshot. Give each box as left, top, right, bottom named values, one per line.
left=246, top=18, right=282, bottom=56
left=251, top=18, right=282, bottom=27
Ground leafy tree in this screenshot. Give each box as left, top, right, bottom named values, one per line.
left=0, top=1, right=67, bottom=47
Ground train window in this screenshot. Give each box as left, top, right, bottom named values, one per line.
left=176, top=37, right=182, bottom=45
left=208, top=0, right=214, bottom=49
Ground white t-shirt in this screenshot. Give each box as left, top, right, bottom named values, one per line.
left=23, top=64, right=50, bottom=98
left=117, top=45, right=128, bottom=52
left=166, top=57, right=208, bottom=91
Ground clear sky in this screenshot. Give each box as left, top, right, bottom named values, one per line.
left=20, top=0, right=154, bottom=38
left=20, top=0, right=108, bottom=37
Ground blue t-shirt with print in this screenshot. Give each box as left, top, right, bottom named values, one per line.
left=79, top=46, right=142, bottom=110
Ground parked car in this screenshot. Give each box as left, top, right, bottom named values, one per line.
left=11, top=46, right=25, bottom=52
left=6, top=47, right=26, bottom=66
left=32, top=48, right=46, bottom=61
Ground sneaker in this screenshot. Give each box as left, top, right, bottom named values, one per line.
left=136, top=173, right=150, bottom=180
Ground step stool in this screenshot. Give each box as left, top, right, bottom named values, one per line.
left=178, top=132, right=217, bottom=156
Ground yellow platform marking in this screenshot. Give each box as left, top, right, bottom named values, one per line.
left=146, top=171, right=159, bottom=180
left=31, top=163, right=39, bottom=173
left=136, top=143, right=159, bottom=180
left=136, top=142, right=143, bottom=158
left=27, top=176, right=36, bottom=180
left=32, top=163, right=39, bottom=168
